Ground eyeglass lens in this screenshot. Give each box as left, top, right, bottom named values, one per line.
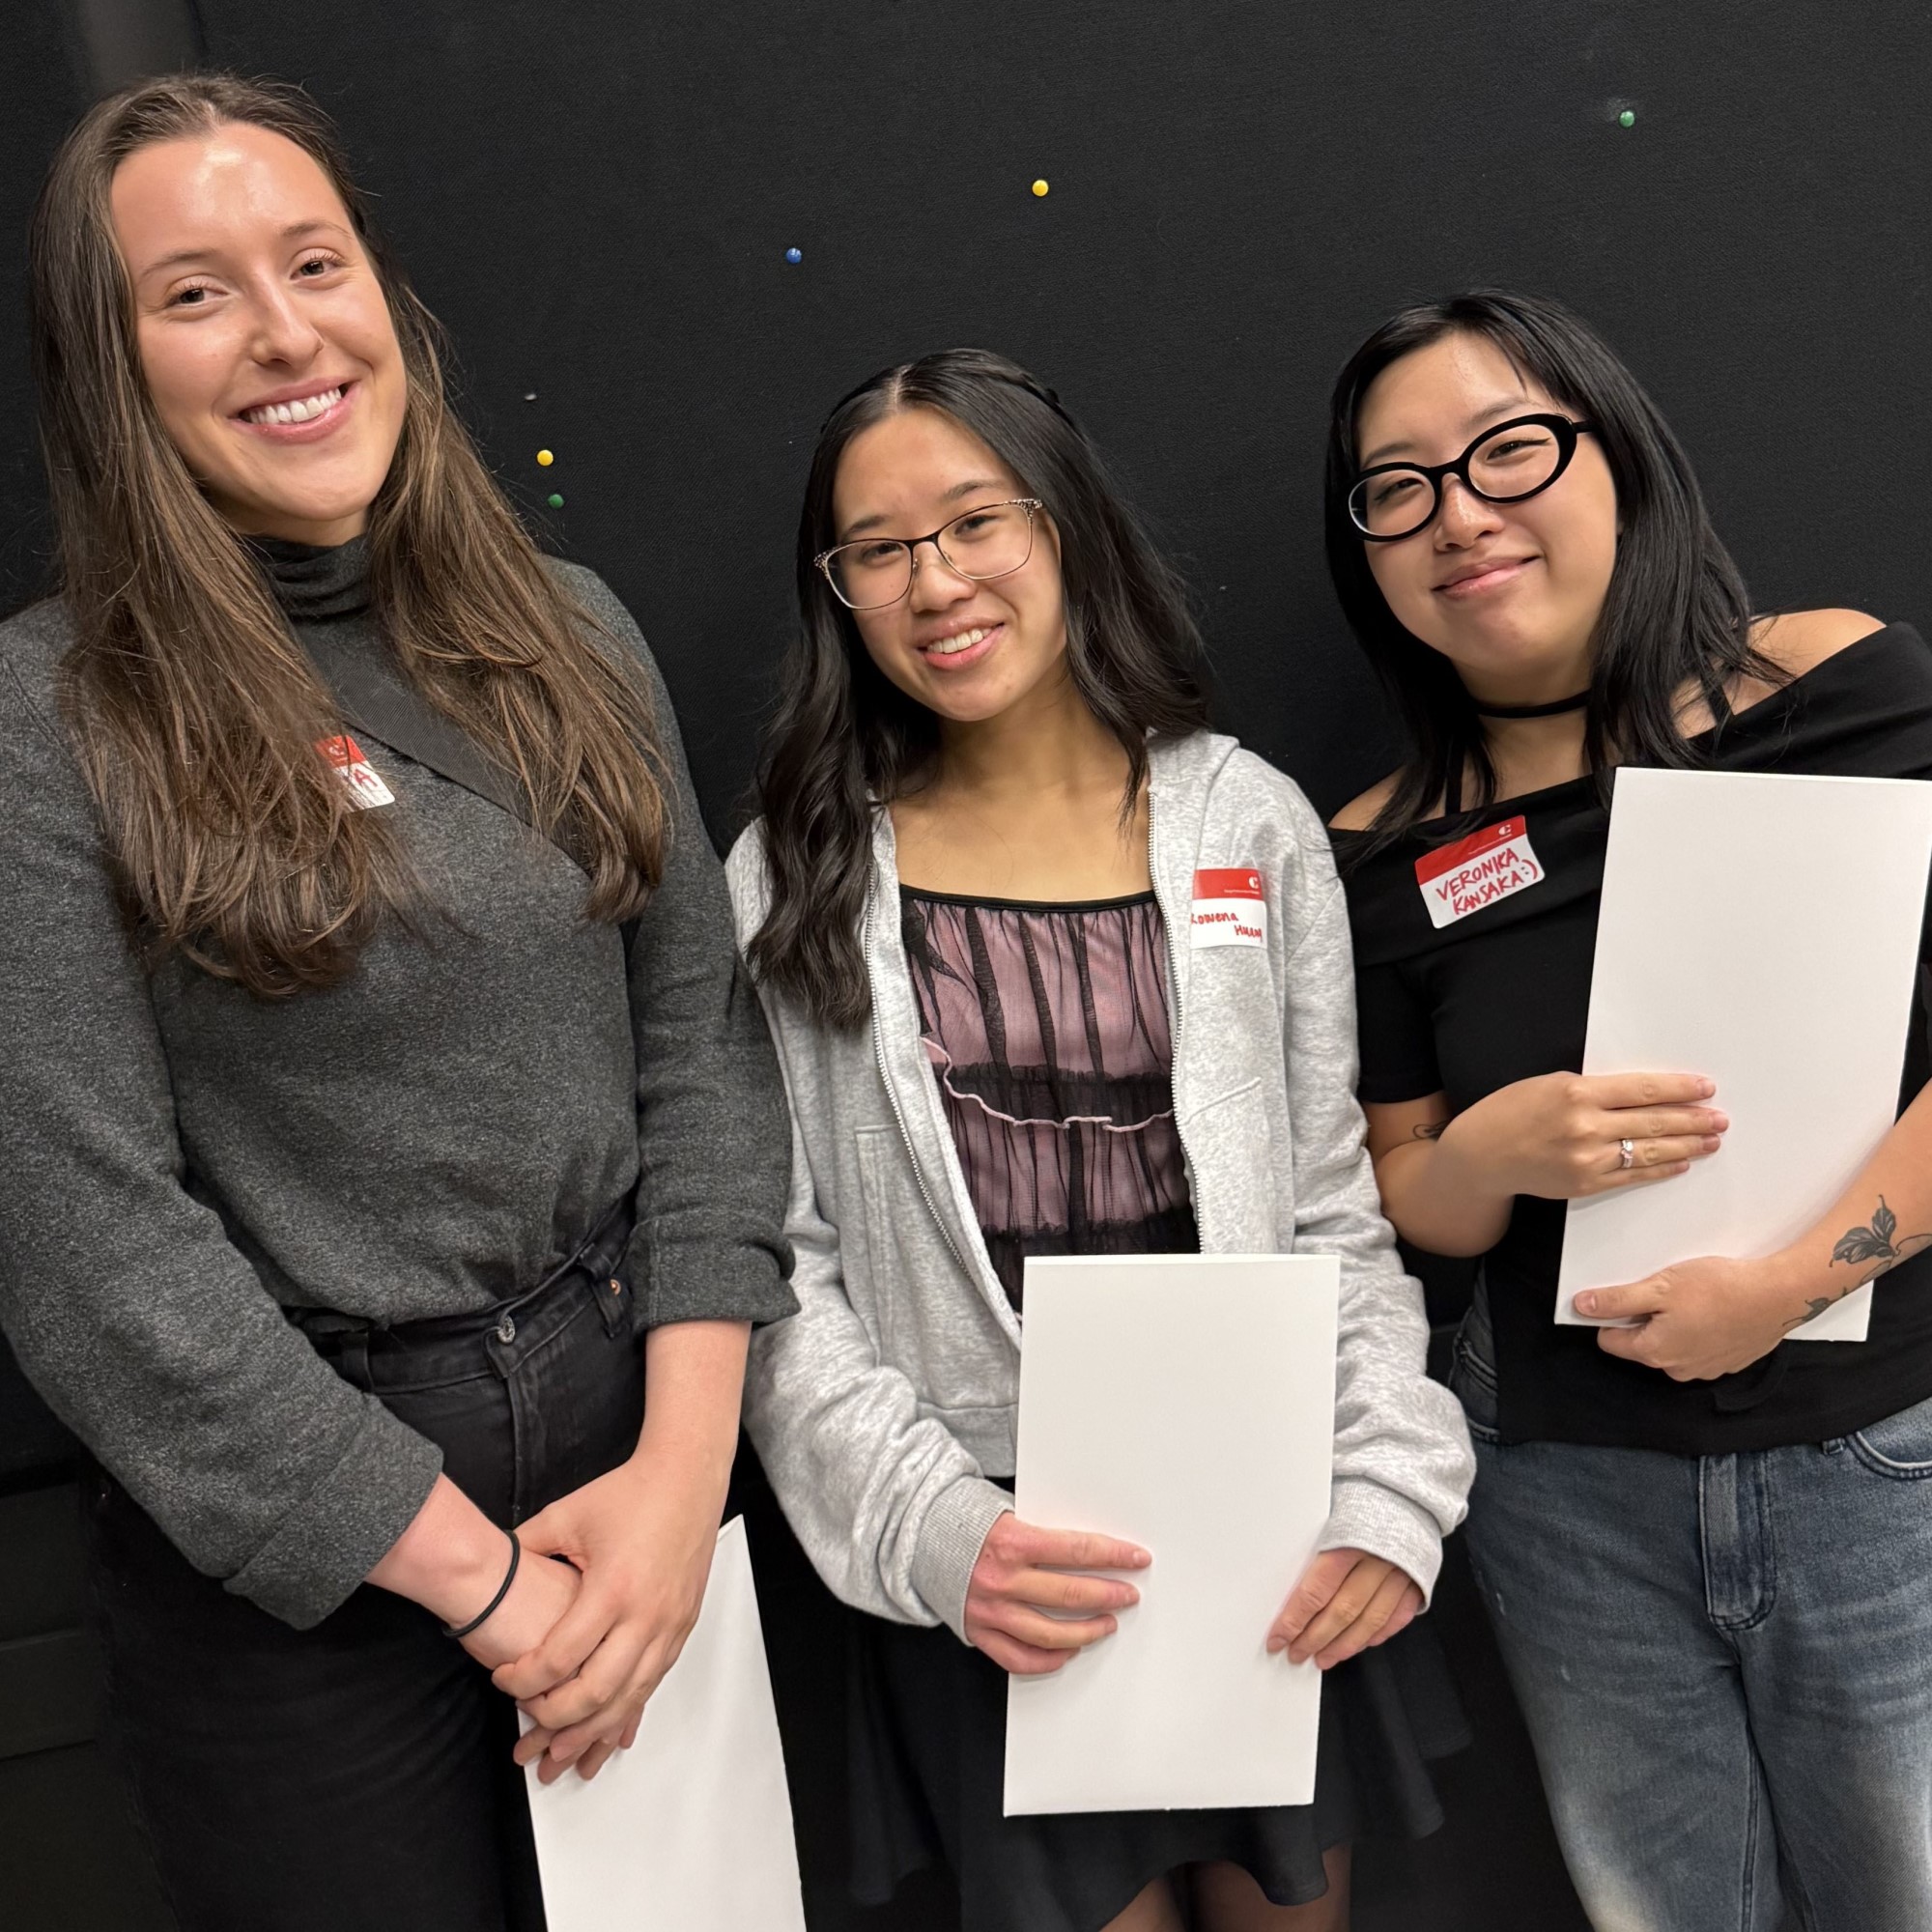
left=1351, top=419, right=1572, bottom=539
left=825, top=501, right=1036, bottom=610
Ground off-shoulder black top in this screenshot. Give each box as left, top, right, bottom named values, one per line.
left=1334, top=622, right=1932, bottom=1453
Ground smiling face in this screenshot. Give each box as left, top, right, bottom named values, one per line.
left=109, top=121, right=408, bottom=546
left=831, top=407, right=1068, bottom=727
left=1354, top=329, right=1619, bottom=701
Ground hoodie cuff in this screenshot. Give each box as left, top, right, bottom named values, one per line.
left=1319, top=1476, right=1447, bottom=1606
left=909, top=1475, right=1014, bottom=1640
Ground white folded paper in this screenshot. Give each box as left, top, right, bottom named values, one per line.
left=1005, top=1253, right=1339, bottom=1816
left=524, top=1517, right=806, bottom=1931
left=1558, top=766, right=1932, bottom=1341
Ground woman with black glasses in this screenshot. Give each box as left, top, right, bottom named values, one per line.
left=728, top=348, right=1474, bottom=1932
left=1326, top=289, right=1932, bottom=1931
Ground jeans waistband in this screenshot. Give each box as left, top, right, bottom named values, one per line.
left=286, top=1195, right=638, bottom=1394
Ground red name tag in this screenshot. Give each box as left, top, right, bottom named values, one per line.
left=1190, top=866, right=1266, bottom=948
left=1414, top=817, right=1544, bottom=928
left=318, top=734, right=396, bottom=810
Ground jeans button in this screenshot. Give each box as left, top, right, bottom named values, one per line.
left=495, top=1316, right=517, bottom=1345
left=609, top=1277, right=622, bottom=1296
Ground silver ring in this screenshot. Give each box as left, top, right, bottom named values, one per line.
left=1618, top=1139, right=1635, bottom=1170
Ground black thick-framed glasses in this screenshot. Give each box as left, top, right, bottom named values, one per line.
left=814, top=497, right=1044, bottom=611
left=1349, top=413, right=1596, bottom=542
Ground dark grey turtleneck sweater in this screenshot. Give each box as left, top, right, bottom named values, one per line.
left=0, top=542, right=793, bottom=1628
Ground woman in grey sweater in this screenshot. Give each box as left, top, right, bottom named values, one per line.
left=0, top=75, right=792, bottom=1929
left=730, top=349, right=1473, bottom=1932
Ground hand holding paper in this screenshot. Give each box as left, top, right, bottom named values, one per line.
left=1004, top=1254, right=1339, bottom=1816
left=1557, top=766, right=1932, bottom=1350
left=1574, top=1252, right=1813, bottom=1380
left=1577, top=1086, right=1932, bottom=1379
left=964, top=1515, right=1150, bottom=1676
left=498, top=1449, right=721, bottom=1782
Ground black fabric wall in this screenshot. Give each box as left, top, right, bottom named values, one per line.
left=2, top=4, right=1925, bottom=1928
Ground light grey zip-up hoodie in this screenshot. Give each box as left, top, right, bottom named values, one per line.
left=726, top=728, right=1473, bottom=1642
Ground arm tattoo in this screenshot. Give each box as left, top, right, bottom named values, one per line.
left=1783, top=1196, right=1932, bottom=1331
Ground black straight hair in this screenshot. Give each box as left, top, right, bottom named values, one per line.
left=751, top=347, right=1210, bottom=1027
left=1323, top=289, right=1781, bottom=849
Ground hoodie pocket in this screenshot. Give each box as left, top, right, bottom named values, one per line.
left=853, top=1124, right=1014, bottom=1410
left=1177, top=1076, right=1274, bottom=1246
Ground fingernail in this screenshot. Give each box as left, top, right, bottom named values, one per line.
left=1701, top=1135, right=1721, bottom=1151
left=1696, top=1077, right=1716, bottom=1096
left=1129, top=1549, right=1151, bottom=1569
left=1575, top=1293, right=1598, bottom=1317
left=1711, top=1111, right=1730, bottom=1130
left=1266, top=1636, right=1285, bottom=1654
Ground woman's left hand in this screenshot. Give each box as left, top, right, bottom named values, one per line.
left=1575, top=1255, right=1795, bottom=1380
left=1267, top=1548, right=1423, bottom=1669
left=494, top=1450, right=724, bottom=1783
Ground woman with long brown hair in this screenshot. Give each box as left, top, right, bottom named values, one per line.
left=0, top=73, right=792, bottom=1930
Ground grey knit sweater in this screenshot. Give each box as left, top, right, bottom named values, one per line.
left=0, top=540, right=793, bottom=1628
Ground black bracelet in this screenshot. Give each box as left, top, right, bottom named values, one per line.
left=443, top=1528, right=521, bottom=1640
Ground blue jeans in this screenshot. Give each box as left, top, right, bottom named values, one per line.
left=1451, top=1291, right=1932, bottom=1932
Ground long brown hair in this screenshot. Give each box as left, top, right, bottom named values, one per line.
left=30, top=73, right=666, bottom=996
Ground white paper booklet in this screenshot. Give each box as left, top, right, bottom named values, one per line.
left=1558, top=766, right=1932, bottom=1342
left=1004, top=1253, right=1339, bottom=1816
left=524, top=1516, right=806, bottom=1932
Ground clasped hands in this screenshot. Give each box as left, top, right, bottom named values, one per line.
left=458, top=1452, right=724, bottom=1784
left=964, top=1513, right=1422, bottom=1676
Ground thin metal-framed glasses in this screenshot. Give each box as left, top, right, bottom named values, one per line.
left=1348, top=414, right=1596, bottom=542
left=815, top=497, right=1044, bottom=611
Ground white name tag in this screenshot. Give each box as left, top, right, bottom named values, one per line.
left=1189, top=867, right=1266, bottom=949
left=1414, top=816, right=1543, bottom=928
left=319, top=734, right=396, bottom=810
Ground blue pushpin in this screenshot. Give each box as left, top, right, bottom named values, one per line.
left=784, top=246, right=803, bottom=265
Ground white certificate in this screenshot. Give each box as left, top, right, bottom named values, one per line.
left=524, top=1517, right=806, bottom=1931
left=1004, top=1253, right=1339, bottom=1816
left=1558, top=766, right=1932, bottom=1342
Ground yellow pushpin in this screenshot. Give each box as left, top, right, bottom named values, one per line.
left=1031, top=178, right=1049, bottom=198
left=536, top=448, right=554, bottom=467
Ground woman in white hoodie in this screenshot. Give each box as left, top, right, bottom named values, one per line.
left=727, top=349, right=1473, bottom=1932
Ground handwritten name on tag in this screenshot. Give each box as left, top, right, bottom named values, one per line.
left=1190, top=867, right=1266, bottom=949
left=1414, top=817, right=1543, bottom=928
left=318, top=734, right=396, bottom=810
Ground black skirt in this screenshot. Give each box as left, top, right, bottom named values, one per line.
left=847, top=1604, right=1468, bottom=1932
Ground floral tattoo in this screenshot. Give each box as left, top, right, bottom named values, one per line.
left=1785, top=1196, right=1932, bottom=1330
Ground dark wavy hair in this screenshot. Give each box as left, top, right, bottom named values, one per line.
left=1323, top=289, right=1781, bottom=847
left=750, top=347, right=1210, bottom=1026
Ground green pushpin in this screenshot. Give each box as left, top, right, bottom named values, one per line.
left=1618, top=108, right=1635, bottom=128
left=547, top=493, right=564, bottom=510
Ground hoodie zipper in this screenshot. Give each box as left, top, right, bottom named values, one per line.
left=864, top=881, right=976, bottom=1282
left=1148, top=790, right=1203, bottom=1222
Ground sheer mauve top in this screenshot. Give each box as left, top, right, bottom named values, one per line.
left=900, top=890, right=1198, bottom=1310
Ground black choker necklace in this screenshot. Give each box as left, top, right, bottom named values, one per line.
left=1471, top=691, right=1590, bottom=720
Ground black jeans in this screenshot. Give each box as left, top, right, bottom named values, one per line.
left=85, top=1209, right=645, bottom=1932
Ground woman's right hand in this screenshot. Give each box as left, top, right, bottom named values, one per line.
left=1443, top=1070, right=1727, bottom=1202
left=963, top=1515, right=1151, bottom=1675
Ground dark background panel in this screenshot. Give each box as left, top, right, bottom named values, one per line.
left=2, top=2, right=1920, bottom=1927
